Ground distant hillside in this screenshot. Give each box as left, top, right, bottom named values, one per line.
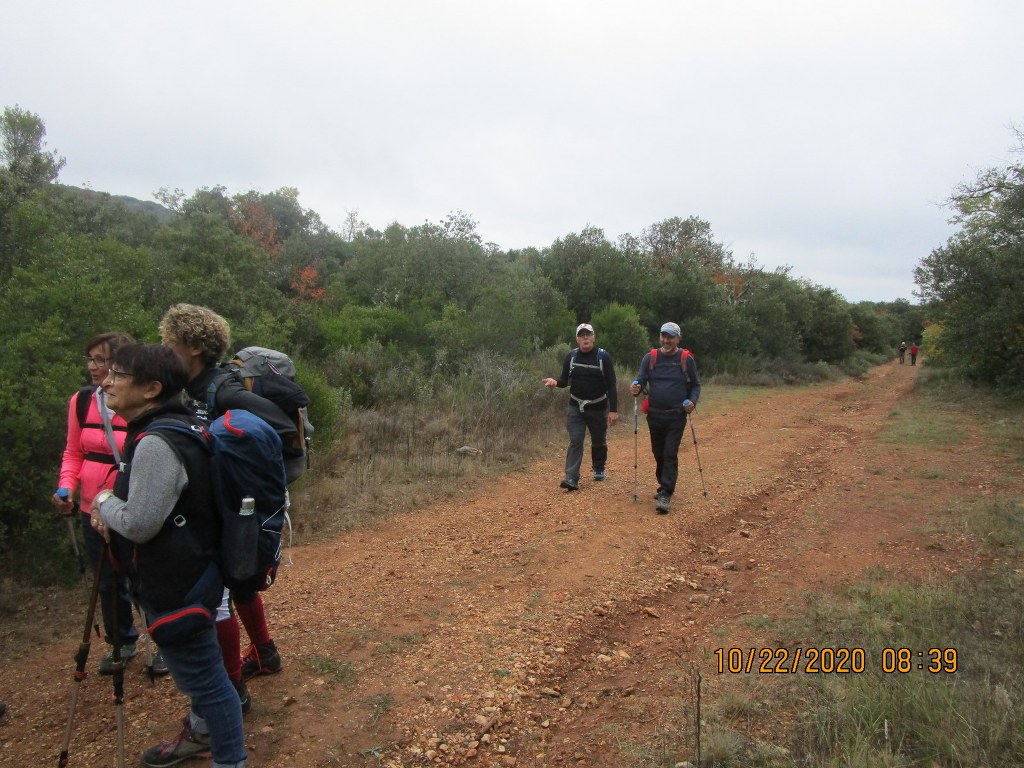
left=58, top=184, right=176, bottom=221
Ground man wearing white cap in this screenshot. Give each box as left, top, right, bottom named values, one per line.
left=629, top=322, right=701, bottom=513
left=542, top=323, right=618, bottom=491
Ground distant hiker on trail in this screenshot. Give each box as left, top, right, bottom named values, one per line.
left=160, top=303, right=287, bottom=719
left=910, top=343, right=919, bottom=365
left=629, top=322, right=701, bottom=515
left=51, top=332, right=168, bottom=677
left=542, top=322, right=618, bottom=491
left=898, top=341, right=907, bottom=364
left=91, top=344, right=247, bottom=768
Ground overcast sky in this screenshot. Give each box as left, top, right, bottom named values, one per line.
left=3, top=1, right=1022, bottom=303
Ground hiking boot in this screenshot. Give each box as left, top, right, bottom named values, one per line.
left=141, top=717, right=211, bottom=766
left=655, top=492, right=671, bottom=515
left=99, top=642, right=137, bottom=675
left=241, top=641, right=282, bottom=681
left=593, top=469, right=606, bottom=481
left=149, top=649, right=170, bottom=677
left=559, top=479, right=579, bottom=491
left=233, top=678, right=252, bottom=715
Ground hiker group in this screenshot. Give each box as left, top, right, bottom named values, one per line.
left=52, top=307, right=702, bottom=767
left=897, top=341, right=919, bottom=365
left=543, top=320, right=702, bottom=515
left=54, top=305, right=308, bottom=768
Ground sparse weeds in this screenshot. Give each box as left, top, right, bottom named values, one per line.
left=626, top=378, right=1024, bottom=767
left=753, top=508, right=1024, bottom=766
left=364, top=692, right=395, bottom=723
left=608, top=723, right=689, bottom=768
left=291, top=355, right=564, bottom=540
left=968, top=497, right=1024, bottom=551
left=373, top=631, right=424, bottom=657
left=305, top=655, right=356, bottom=686
left=683, top=560, right=1024, bottom=766
left=741, top=614, right=775, bottom=632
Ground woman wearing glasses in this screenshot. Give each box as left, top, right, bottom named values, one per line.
left=92, top=344, right=247, bottom=768
left=51, top=332, right=159, bottom=675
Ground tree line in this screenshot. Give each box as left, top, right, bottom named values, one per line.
left=7, top=105, right=1016, bottom=583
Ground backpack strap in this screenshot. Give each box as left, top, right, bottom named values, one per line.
left=75, top=386, right=93, bottom=428
left=569, top=347, right=605, bottom=377
left=648, top=347, right=692, bottom=385
left=205, top=367, right=237, bottom=414
left=75, top=387, right=127, bottom=463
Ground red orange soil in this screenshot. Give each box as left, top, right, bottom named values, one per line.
left=0, top=360, right=997, bottom=766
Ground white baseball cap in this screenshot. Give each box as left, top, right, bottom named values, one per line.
left=576, top=323, right=594, bottom=335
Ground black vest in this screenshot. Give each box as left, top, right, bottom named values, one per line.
left=112, top=402, right=221, bottom=615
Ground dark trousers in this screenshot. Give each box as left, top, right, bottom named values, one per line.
left=647, top=409, right=687, bottom=496
left=564, top=406, right=608, bottom=482
left=82, top=511, right=139, bottom=646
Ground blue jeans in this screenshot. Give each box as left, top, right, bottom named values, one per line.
left=647, top=409, right=686, bottom=496
left=564, top=406, right=608, bottom=482
left=81, top=512, right=138, bottom=646
left=156, top=622, right=247, bottom=767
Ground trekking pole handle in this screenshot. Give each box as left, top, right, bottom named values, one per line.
left=54, top=487, right=74, bottom=517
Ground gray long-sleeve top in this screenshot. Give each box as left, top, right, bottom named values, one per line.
left=98, top=436, right=187, bottom=543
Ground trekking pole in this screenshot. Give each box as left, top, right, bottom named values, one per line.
left=632, top=396, right=639, bottom=502
left=58, top=541, right=106, bottom=768
left=64, top=512, right=100, bottom=638
left=134, top=600, right=156, bottom=681
left=109, top=559, right=127, bottom=768
left=65, top=517, right=86, bottom=578
left=688, top=414, right=709, bottom=499
left=57, top=490, right=86, bottom=578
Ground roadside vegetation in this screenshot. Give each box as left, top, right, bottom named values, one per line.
left=0, top=102, right=1019, bottom=599
left=0, top=105, right=934, bottom=585
left=637, top=373, right=1024, bottom=768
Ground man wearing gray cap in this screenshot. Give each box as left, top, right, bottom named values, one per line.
left=629, top=322, right=701, bottom=513
left=542, top=322, right=618, bottom=491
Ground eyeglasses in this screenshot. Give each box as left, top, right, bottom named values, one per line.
left=108, top=369, right=134, bottom=382
left=84, top=355, right=111, bottom=366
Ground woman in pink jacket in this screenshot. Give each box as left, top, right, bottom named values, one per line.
left=51, top=332, right=163, bottom=674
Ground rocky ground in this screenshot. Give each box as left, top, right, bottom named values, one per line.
left=1, top=359, right=1000, bottom=767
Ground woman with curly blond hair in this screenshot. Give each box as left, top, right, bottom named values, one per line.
left=158, top=304, right=290, bottom=719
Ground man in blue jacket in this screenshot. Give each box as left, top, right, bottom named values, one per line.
left=629, top=322, right=701, bottom=514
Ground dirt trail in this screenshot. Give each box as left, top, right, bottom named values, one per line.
left=0, top=360, right=988, bottom=767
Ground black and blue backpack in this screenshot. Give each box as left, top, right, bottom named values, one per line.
left=210, top=409, right=289, bottom=593
left=146, top=409, right=289, bottom=593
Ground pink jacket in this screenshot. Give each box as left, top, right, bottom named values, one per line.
left=58, top=388, right=128, bottom=512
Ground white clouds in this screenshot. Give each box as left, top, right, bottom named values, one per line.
left=3, top=0, right=1021, bottom=301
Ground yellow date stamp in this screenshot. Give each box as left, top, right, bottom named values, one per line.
left=713, top=647, right=958, bottom=674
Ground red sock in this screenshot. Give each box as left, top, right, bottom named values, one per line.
left=234, top=593, right=272, bottom=647
left=216, top=616, right=242, bottom=682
